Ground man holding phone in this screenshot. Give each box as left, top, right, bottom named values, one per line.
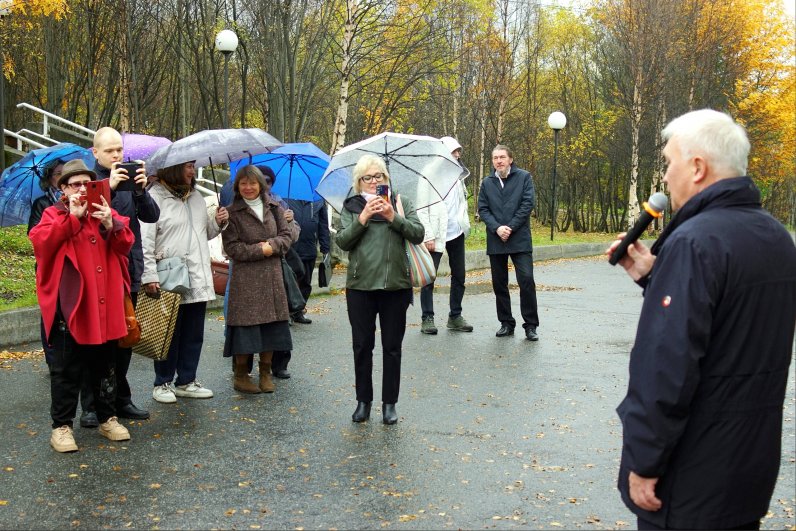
left=92, top=127, right=160, bottom=421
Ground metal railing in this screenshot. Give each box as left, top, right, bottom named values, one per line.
left=16, top=102, right=96, bottom=138
left=3, top=129, right=45, bottom=150
left=16, top=128, right=59, bottom=146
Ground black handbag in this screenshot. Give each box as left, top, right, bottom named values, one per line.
left=317, top=253, right=331, bottom=288
left=281, top=257, right=306, bottom=314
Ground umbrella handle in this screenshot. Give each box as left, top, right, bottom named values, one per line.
left=209, top=165, right=220, bottom=206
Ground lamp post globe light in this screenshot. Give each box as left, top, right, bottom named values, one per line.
left=547, top=111, right=566, bottom=241
left=215, top=29, right=239, bottom=129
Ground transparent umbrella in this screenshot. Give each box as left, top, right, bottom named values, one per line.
left=146, top=128, right=283, bottom=202
left=146, top=128, right=282, bottom=173
left=316, top=132, right=467, bottom=213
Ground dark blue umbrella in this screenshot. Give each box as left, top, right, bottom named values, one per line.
left=228, top=142, right=330, bottom=202
left=0, top=143, right=95, bottom=227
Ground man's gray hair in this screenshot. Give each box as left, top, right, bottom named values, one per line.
left=661, top=109, right=750, bottom=177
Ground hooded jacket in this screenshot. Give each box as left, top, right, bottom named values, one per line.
left=617, top=176, right=796, bottom=529
left=140, top=182, right=221, bottom=304
left=337, top=193, right=424, bottom=291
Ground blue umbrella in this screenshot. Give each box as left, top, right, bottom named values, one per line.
left=228, top=142, right=330, bottom=202
left=0, top=143, right=95, bottom=227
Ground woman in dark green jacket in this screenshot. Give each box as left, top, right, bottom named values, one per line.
left=336, top=155, right=424, bottom=425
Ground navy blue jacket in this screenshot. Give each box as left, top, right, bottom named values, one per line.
left=477, top=164, right=535, bottom=254
left=617, top=177, right=796, bottom=529
left=94, top=162, right=160, bottom=292
left=287, top=198, right=330, bottom=261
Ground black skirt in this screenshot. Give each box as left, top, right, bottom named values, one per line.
left=223, top=321, right=293, bottom=357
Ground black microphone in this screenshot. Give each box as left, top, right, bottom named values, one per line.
left=609, top=192, right=668, bottom=265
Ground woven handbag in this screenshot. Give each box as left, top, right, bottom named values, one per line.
left=133, top=290, right=181, bottom=361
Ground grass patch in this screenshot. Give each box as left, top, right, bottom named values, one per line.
left=465, top=217, right=613, bottom=251
left=0, top=226, right=37, bottom=312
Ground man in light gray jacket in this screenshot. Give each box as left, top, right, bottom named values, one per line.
left=416, top=136, right=472, bottom=335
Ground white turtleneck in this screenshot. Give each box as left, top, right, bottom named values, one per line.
left=244, top=196, right=264, bottom=222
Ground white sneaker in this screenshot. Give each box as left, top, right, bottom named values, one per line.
left=152, top=382, right=177, bottom=404
left=174, top=381, right=213, bottom=399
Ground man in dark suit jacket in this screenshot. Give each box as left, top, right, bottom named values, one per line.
left=608, top=109, right=796, bottom=530
left=477, top=145, right=539, bottom=341
left=92, top=127, right=160, bottom=421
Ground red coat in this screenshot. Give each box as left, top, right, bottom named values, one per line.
left=29, top=202, right=134, bottom=345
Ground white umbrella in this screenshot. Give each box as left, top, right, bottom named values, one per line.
left=146, top=128, right=282, bottom=173
left=316, top=132, right=467, bottom=213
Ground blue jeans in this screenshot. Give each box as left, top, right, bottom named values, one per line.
left=420, top=233, right=466, bottom=319
left=153, top=301, right=207, bottom=386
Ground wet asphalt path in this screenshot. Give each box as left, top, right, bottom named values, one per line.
left=0, top=256, right=793, bottom=530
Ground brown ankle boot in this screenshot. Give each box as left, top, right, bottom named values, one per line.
left=258, top=352, right=275, bottom=393
left=233, top=355, right=261, bottom=394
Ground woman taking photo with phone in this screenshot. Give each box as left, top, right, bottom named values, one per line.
left=336, top=155, right=424, bottom=425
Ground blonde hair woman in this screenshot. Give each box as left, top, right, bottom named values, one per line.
left=335, top=155, right=425, bottom=424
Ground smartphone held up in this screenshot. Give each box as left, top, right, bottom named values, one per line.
left=85, top=180, right=110, bottom=214
left=115, top=160, right=145, bottom=192
left=375, top=184, right=390, bottom=202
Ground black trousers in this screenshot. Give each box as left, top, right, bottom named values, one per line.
left=488, top=251, right=539, bottom=329
left=346, top=288, right=412, bottom=404
left=296, top=257, right=316, bottom=305
left=637, top=517, right=760, bottom=530
left=272, top=350, right=291, bottom=372
left=420, top=233, right=466, bottom=319
left=43, top=318, right=94, bottom=413
left=49, top=321, right=117, bottom=428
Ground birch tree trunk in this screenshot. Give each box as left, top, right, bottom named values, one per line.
left=626, top=77, right=642, bottom=227
left=330, top=0, right=357, bottom=154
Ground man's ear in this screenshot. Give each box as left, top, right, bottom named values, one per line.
left=692, top=156, right=708, bottom=184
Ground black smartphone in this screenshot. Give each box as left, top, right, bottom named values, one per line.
left=85, top=180, right=110, bottom=213
left=116, top=161, right=144, bottom=192
left=375, top=184, right=389, bottom=202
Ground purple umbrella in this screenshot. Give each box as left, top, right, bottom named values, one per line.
left=122, top=133, right=172, bottom=162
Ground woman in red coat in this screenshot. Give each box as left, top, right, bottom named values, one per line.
left=29, top=159, right=135, bottom=453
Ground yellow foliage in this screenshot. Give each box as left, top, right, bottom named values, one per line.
left=728, top=0, right=796, bottom=190
left=6, top=0, right=68, bottom=18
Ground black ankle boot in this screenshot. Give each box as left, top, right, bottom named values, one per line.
left=382, top=403, right=398, bottom=425
left=352, top=401, right=371, bottom=422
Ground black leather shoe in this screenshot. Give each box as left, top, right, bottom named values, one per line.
left=352, top=401, right=371, bottom=423
left=273, top=369, right=291, bottom=379
left=382, top=403, right=398, bottom=425
left=79, top=410, right=99, bottom=429
left=117, top=403, right=150, bottom=420
left=495, top=324, right=515, bottom=337
left=292, top=313, right=312, bottom=324
left=525, top=327, right=539, bottom=341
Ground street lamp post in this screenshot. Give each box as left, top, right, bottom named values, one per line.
left=547, top=111, right=567, bottom=241
left=215, top=29, right=239, bottom=129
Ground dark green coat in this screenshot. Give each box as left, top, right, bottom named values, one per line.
left=337, top=194, right=424, bottom=291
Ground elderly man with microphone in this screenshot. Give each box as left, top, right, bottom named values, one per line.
left=607, top=109, right=796, bottom=530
